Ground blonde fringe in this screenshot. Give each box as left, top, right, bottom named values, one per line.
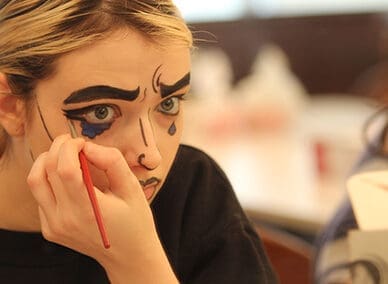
left=0, top=0, right=192, bottom=155
left=0, top=0, right=193, bottom=76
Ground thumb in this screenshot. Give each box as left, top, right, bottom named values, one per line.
left=82, top=142, right=141, bottom=200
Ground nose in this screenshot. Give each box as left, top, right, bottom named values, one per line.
left=123, top=116, right=162, bottom=171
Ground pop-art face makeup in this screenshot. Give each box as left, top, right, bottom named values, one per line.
left=62, top=85, right=139, bottom=139
left=27, top=29, right=191, bottom=203
left=61, top=72, right=189, bottom=140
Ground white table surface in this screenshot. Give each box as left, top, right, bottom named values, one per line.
left=181, top=95, right=377, bottom=234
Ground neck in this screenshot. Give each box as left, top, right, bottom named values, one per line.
left=0, top=148, right=41, bottom=232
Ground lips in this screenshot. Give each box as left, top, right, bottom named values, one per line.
left=139, top=177, right=161, bottom=201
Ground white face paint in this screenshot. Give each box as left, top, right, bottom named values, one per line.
left=26, top=29, right=191, bottom=202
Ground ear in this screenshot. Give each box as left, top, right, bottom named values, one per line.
left=0, top=73, right=26, bottom=136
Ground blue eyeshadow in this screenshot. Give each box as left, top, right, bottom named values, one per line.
left=80, top=121, right=112, bottom=139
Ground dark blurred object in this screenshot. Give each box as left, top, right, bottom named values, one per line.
left=256, top=224, right=313, bottom=284
left=362, top=106, right=388, bottom=156
left=351, top=60, right=388, bottom=104
left=190, top=12, right=388, bottom=95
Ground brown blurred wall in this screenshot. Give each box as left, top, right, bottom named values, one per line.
left=190, top=12, right=388, bottom=96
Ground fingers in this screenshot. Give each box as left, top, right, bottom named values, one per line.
left=28, top=135, right=89, bottom=210
left=29, top=134, right=141, bottom=220
left=27, top=152, right=56, bottom=221
left=45, top=134, right=88, bottom=205
left=27, top=136, right=158, bottom=261
left=28, top=135, right=98, bottom=244
left=83, top=141, right=140, bottom=201
left=56, top=137, right=89, bottom=202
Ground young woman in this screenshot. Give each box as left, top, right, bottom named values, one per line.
left=0, top=1, right=276, bottom=283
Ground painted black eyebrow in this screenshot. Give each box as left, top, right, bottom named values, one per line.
left=160, top=72, right=190, bottom=98
left=63, top=85, right=140, bottom=104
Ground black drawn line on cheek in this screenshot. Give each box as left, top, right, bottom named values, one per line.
left=29, top=148, right=35, bottom=162
left=139, top=118, right=148, bottom=147
left=168, top=122, right=176, bottom=136
left=36, top=100, right=54, bottom=142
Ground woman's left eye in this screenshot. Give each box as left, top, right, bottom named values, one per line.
left=157, top=96, right=183, bottom=115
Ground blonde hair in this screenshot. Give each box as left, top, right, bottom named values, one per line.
left=0, top=0, right=192, bottom=155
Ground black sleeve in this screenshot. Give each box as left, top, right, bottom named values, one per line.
left=152, top=145, right=277, bottom=284
left=184, top=216, right=277, bottom=284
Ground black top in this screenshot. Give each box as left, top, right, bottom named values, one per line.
left=0, top=145, right=276, bottom=283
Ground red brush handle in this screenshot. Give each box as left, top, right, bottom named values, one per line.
left=79, top=151, right=110, bottom=249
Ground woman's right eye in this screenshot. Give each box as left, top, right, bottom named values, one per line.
left=63, top=104, right=121, bottom=124
left=85, top=105, right=118, bottom=124
left=62, top=104, right=122, bottom=139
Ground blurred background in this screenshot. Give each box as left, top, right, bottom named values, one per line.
left=173, top=0, right=388, bottom=251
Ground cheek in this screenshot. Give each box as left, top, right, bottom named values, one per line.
left=155, top=116, right=183, bottom=167
left=155, top=107, right=184, bottom=137
left=24, top=108, right=55, bottom=160
left=149, top=124, right=182, bottom=203
left=28, top=103, right=68, bottom=138
left=155, top=114, right=183, bottom=145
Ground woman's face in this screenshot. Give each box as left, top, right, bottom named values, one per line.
left=24, top=29, right=191, bottom=203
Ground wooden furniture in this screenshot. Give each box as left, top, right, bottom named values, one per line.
left=256, top=225, right=314, bottom=284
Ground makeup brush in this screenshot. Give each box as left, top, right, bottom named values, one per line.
left=66, top=119, right=110, bottom=249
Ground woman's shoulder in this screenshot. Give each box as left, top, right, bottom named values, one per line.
left=175, top=144, right=221, bottom=166
left=168, top=144, right=231, bottom=185
left=154, top=144, right=244, bottom=233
